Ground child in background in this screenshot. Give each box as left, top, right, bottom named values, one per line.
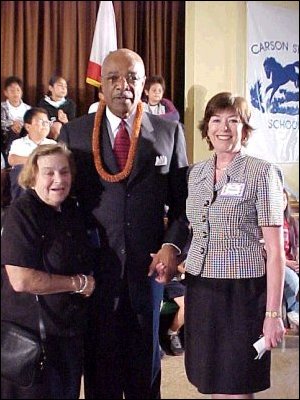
left=162, top=261, right=186, bottom=356
left=1, top=76, right=31, bottom=165
left=8, top=108, right=56, bottom=167
left=142, top=75, right=180, bottom=121
left=8, top=107, right=56, bottom=201
left=38, top=75, right=76, bottom=139
left=88, top=87, right=104, bottom=114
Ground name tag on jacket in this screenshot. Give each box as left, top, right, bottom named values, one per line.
left=220, top=182, right=245, bottom=197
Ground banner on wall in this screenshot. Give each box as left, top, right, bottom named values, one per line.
left=246, top=1, right=299, bottom=163
left=86, top=1, right=117, bottom=87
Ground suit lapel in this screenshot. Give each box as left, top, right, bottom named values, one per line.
left=98, top=113, right=157, bottom=185
left=127, top=113, right=156, bottom=185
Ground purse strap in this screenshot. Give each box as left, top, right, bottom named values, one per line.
left=35, top=295, right=46, bottom=343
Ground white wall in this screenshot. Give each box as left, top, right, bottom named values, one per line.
left=185, top=1, right=299, bottom=197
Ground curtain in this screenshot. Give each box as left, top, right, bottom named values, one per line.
left=1, top=1, right=185, bottom=120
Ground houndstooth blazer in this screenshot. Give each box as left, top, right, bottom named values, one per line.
left=185, top=151, right=284, bottom=279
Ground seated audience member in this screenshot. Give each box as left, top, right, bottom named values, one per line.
left=283, top=188, right=299, bottom=328
left=8, top=107, right=56, bottom=200
left=1, top=152, right=11, bottom=224
left=88, top=87, right=104, bottom=114
left=38, top=75, right=76, bottom=139
left=162, top=261, right=186, bottom=356
left=142, top=75, right=180, bottom=121
left=1, top=76, right=31, bottom=164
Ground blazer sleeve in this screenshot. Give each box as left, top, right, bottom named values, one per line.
left=163, top=122, right=190, bottom=251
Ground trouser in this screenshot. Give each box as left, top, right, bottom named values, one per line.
left=84, top=276, right=163, bottom=399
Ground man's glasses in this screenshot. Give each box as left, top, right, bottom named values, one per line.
left=35, top=119, right=53, bottom=127
left=102, top=73, right=144, bottom=85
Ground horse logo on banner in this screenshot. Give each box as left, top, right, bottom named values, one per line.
left=264, top=57, right=299, bottom=102
left=250, top=56, right=299, bottom=116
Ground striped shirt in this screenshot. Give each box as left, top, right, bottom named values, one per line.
left=186, top=151, right=283, bottom=279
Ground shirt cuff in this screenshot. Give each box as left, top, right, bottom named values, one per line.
left=162, top=243, right=181, bottom=255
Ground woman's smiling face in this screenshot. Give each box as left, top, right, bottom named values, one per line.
left=207, top=108, right=245, bottom=155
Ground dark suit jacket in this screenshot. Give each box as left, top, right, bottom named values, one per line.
left=59, top=110, right=189, bottom=312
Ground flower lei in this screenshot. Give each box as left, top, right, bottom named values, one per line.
left=92, top=99, right=143, bottom=182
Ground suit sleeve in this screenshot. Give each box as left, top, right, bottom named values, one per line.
left=163, top=122, right=190, bottom=251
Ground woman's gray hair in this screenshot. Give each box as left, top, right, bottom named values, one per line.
left=18, top=143, right=75, bottom=189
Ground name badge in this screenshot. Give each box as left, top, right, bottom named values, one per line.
left=220, top=182, right=245, bottom=197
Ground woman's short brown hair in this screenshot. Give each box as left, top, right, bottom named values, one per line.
left=18, top=143, right=75, bottom=189
left=199, top=92, right=254, bottom=150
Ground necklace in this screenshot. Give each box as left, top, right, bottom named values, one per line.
left=216, top=166, right=228, bottom=171
left=92, top=99, right=143, bottom=182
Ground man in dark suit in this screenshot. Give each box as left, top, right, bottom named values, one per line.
left=59, top=48, right=189, bottom=399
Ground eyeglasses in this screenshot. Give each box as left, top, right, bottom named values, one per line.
left=35, top=119, right=53, bottom=127
left=102, top=73, right=144, bottom=85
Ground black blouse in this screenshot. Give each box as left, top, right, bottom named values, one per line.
left=1, top=189, right=97, bottom=337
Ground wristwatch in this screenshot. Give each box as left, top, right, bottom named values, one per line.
left=265, top=311, right=282, bottom=318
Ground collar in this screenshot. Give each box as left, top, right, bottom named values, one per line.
left=105, top=106, right=135, bottom=138
left=24, top=134, right=48, bottom=146
left=6, top=99, right=23, bottom=109
left=214, top=148, right=247, bottom=175
left=193, top=149, right=248, bottom=185
left=44, top=95, right=66, bottom=108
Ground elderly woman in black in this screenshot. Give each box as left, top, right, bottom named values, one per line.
left=1, top=143, right=96, bottom=399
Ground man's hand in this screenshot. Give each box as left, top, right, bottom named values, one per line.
left=148, top=245, right=178, bottom=284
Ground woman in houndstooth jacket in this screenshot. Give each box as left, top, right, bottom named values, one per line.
left=184, top=92, right=285, bottom=399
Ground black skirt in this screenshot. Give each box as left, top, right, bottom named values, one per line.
left=184, top=274, right=270, bottom=395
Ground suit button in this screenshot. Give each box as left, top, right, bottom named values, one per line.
left=201, top=215, right=206, bottom=222
left=204, top=200, right=210, bottom=207
left=200, top=247, right=205, bottom=254
left=126, top=193, right=130, bottom=198
left=121, top=249, right=126, bottom=255
left=203, top=232, right=208, bottom=238
left=126, top=222, right=131, bottom=227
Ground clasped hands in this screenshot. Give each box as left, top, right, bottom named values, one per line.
left=148, top=245, right=179, bottom=284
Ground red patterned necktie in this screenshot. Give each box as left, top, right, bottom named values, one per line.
left=113, top=120, right=130, bottom=171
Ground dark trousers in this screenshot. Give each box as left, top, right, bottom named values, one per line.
left=84, top=277, right=163, bottom=399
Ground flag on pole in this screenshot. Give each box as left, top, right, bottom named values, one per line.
left=86, top=1, right=117, bottom=87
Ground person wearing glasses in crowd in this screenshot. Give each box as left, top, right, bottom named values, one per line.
left=7, top=107, right=56, bottom=201
left=59, top=48, right=189, bottom=399
left=1, top=76, right=31, bottom=166
left=38, top=75, right=76, bottom=140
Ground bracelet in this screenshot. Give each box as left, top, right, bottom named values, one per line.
left=74, top=274, right=88, bottom=294
left=77, top=274, right=83, bottom=290
left=70, top=274, right=82, bottom=293
left=265, top=311, right=282, bottom=318
left=70, top=276, right=77, bottom=291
